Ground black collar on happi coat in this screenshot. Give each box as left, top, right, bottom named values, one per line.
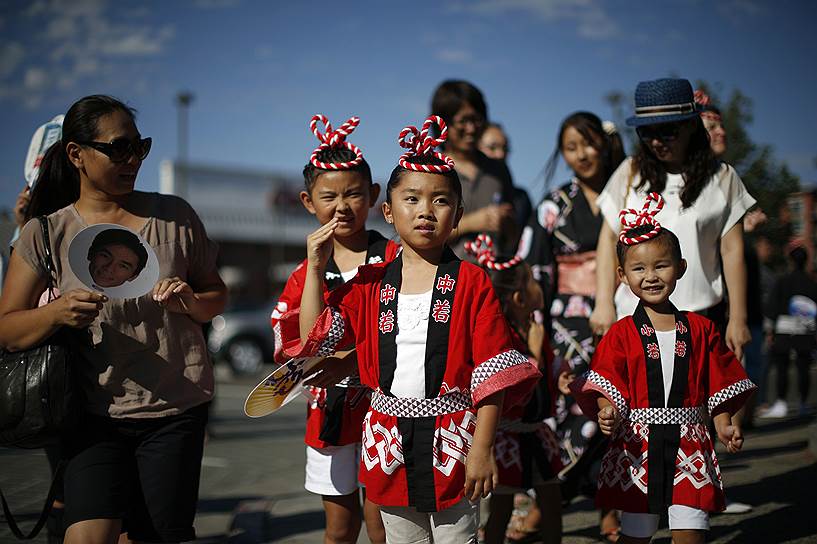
left=632, top=302, right=692, bottom=514
left=376, top=246, right=461, bottom=512
left=318, top=230, right=391, bottom=446
left=323, top=230, right=390, bottom=291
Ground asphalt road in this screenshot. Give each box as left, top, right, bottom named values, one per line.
left=2, top=364, right=816, bottom=543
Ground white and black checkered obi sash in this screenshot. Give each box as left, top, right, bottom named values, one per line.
left=632, top=303, right=692, bottom=514
left=376, top=248, right=461, bottom=512
left=318, top=231, right=390, bottom=446
left=629, top=406, right=705, bottom=425
left=370, top=390, right=471, bottom=417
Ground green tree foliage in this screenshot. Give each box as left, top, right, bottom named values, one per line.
left=699, top=83, right=800, bottom=217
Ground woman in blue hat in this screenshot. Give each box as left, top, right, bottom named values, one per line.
left=590, top=78, right=755, bottom=360
left=588, top=78, right=757, bottom=542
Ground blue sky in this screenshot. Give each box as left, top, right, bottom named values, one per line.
left=1, top=0, right=815, bottom=211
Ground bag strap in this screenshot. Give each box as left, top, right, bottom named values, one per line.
left=0, top=461, right=65, bottom=540
left=37, top=216, right=57, bottom=301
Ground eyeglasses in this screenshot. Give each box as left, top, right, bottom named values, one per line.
left=636, top=124, right=683, bottom=143
left=451, top=114, right=485, bottom=130
left=79, top=137, right=152, bottom=163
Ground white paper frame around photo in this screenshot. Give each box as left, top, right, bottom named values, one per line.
left=68, top=224, right=159, bottom=300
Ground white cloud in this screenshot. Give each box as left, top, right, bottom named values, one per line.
left=0, top=42, right=25, bottom=77
left=435, top=48, right=474, bottom=64
left=449, top=0, right=621, bottom=40
left=0, top=0, right=176, bottom=109
left=194, top=0, right=241, bottom=8
left=102, top=25, right=175, bottom=55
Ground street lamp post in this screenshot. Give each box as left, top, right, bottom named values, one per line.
left=175, top=91, right=194, bottom=195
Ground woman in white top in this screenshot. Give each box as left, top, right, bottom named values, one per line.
left=590, top=78, right=756, bottom=360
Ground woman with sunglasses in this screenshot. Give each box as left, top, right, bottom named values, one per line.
left=590, top=78, right=756, bottom=361
left=0, top=95, right=227, bottom=544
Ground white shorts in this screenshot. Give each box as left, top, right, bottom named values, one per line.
left=380, top=498, right=478, bottom=544
left=620, top=505, right=710, bottom=538
left=304, top=443, right=361, bottom=496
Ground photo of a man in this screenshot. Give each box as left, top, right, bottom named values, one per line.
left=87, top=229, right=149, bottom=288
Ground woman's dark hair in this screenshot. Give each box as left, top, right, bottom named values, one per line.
left=544, top=111, right=625, bottom=190
left=485, top=260, right=530, bottom=330
left=632, top=118, right=718, bottom=209
left=430, top=80, right=488, bottom=125
left=87, top=228, right=149, bottom=277
left=385, top=155, right=462, bottom=206
left=616, top=226, right=683, bottom=267
left=25, top=95, right=137, bottom=221
left=302, top=147, right=373, bottom=193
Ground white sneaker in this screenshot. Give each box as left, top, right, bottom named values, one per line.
left=758, top=399, right=787, bottom=418
left=723, top=499, right=753, bottom=514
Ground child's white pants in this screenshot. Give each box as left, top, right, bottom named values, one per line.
left=379, top=497, right=477, bottom=543
left=621, top=505, right=709, bottom=538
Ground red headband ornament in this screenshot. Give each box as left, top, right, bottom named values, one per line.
left=618, top=192, right=665, bottom=245
left=693, top=89, right=721, bottom=122
left=309, top=114, right=365, bottom=170
left=464, top=233, right=523, bottom=270
left=397, top=115, right=455, bottom=173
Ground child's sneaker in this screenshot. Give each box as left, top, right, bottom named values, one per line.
left=758, top=399, right=787, bottom=419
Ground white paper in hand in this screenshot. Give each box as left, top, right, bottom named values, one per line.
left=25, top=115, right=65, bottom=188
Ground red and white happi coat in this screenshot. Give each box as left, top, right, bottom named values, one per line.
left=494, top=330, right=565, bottom=489
left=271, top=231, right=400, bottom=448
left=571, top=307, right=755, bottom=514
left=281, top=250, right=542, bottom=512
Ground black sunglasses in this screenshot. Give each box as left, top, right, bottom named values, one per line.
left=636, top=124, right=683, bottom=143
left=79, top=137, right=152, bottom=163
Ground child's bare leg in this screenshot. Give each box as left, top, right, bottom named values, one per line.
left=670, top=529, right=706, bottom=544
left=362, top=491, right=385, bottom=544
left=483, top=493, right=514, bottom=544
left=322, top=493, right=362, bottom=544
left=534, top=483, right=562, bottom=544
left=601, top=508, right=621, bottom=541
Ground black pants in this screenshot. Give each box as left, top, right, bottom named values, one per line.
left=62, top=403, right=209, bottom=543
left=770, top=336, right=814, bottom=404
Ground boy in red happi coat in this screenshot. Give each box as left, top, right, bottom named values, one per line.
left=271, top=114, right=399, bottom=544
left=571, top=193, right=755, bottom=544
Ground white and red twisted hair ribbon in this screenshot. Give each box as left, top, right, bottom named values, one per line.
left=694, top=89, right=721, bottom=122
left=309, top=114, right=364, bottom=170
left=397, top=115, right=455, bottom=173
left=618, top=192, right=665, bottom=245
left=464, top=233, right=523, bottom=270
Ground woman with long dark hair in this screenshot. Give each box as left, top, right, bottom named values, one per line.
left=517, top=111, right=625, bottom=541
left=0, top=95, right=226, bottom=544
left=590, top=78, right=755, bottom=360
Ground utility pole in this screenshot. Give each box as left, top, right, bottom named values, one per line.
left=175, top=91, right=194, bottom=195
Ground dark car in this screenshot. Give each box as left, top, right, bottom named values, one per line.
left=206, top=303, right=275, bottom=375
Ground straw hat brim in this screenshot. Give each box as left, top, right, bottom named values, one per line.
left=626, top=110, right=701, bottom=127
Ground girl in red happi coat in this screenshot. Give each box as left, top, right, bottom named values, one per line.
left=465, top=235, right=564, bottom=544
left=282, top=116, right=541, bottom=543
left=271, top=114, right=399, bottom=544
left=571, top=193, right=755, bottom=544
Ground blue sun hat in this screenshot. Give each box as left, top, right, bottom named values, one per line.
left=626, top=78, right=701, bottom=127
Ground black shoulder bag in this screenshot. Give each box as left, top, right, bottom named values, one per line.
left=0, top=216, right=79, bottom=539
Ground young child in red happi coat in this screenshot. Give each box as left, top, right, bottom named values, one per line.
left=571, top=193, right=755, bottom=544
